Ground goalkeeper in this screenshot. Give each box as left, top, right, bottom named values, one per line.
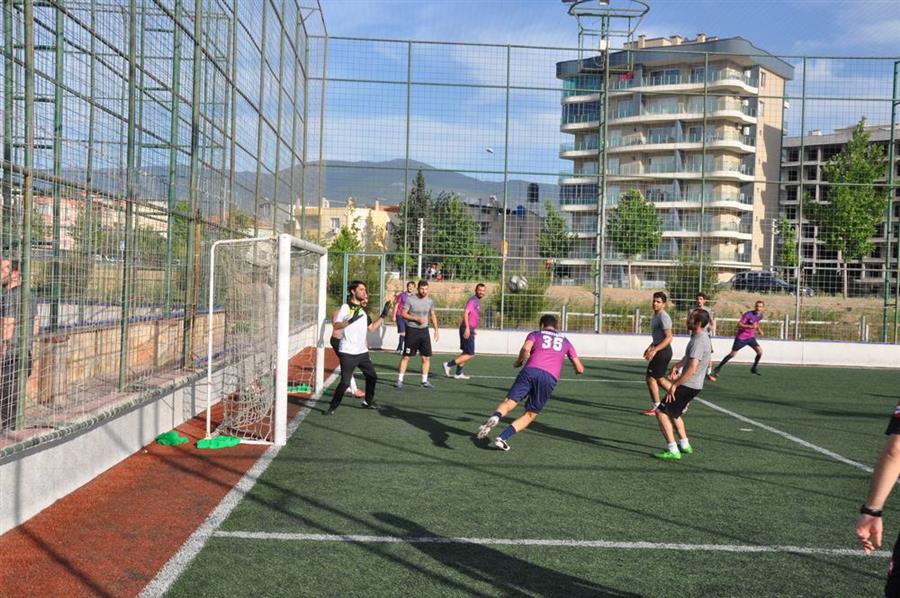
left=324, top=281, right=391, bottom=415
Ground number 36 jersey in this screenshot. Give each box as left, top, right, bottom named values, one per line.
left=523, top=329, right=578, bottom=381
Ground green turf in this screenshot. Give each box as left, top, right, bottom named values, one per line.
left=167, top=352, right=898, bottom=597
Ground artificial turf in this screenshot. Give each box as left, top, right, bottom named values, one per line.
left=167, top=351, right=897, bottom=597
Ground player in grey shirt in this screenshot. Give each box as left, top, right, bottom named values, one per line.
left=397, top=280, right=440, bottom=388
left=642, top=291, right=673, bottom=416
left=694, top=292, right=715, bottom=377
left=651, top=308, right=713, bottom=461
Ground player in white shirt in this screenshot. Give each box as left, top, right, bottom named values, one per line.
left=325, top=281, right=391, bottom=415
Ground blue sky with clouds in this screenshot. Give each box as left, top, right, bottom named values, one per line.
left=309, top=1, right=900, bottom=195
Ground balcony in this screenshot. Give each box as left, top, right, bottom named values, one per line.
left=607, top=130, right=755, bottom=152
left=608, top=67, right=758, bottom=92
left=608, top=100, right=756, bottom=126
left=646, top=190, right=752, bottom=205
left=660, top=220, right=752, bottom=236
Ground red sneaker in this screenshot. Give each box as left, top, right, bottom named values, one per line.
left=641, top=407, right=659, bottom=416
left=706, top=373, right=717, bottom=382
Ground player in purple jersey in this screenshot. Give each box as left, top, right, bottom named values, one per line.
left=708, top=300, right=765, bottom=380
left=392, top=281, right=415, bottom=354
left=475, top=314, right=584, bottom=451
left=443, top=283, right=486, bottom=380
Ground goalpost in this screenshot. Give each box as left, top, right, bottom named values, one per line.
left=205, top=234, right=327, bottom=445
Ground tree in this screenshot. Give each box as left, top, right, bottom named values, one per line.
left=606, top=189, right=662, bottom=288
left=326, top=223, right=363, bottom=307
left=538, top=201, right=573, bottom=282
left=391, top=169, right=430, bottom=269
left=807, top=117, right=888, bottom=297
left=777, top=216, right=798, bottom=278
left=363, top=211, right=386, bottom=252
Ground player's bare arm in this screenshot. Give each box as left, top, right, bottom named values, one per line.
left=570, top=356, right=585, bottom=375
left=513, top=340, right=534, bottom=368
left=430, top=309, right=440, bottom=341
left=666, top=358, right=698, bottom=402
left=857, top=435, right=900, bottom=553
left=462, top=309, right=471, bottom=339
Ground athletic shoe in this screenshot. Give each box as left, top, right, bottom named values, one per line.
left=641, top=407, right=659, bottom=416
left=477, top=416, right=499, bottom=439
left=706, top=373, right=718, bottom=382
left=443, top=362, right=453, bottom=377
left=653, top=450, right=682, bottom=460
left=454, top=373, right=471, bottom=380
left=394, top=381, right=403, bottom=389
left=394, top=349, right=403, bottom=355
left=751, top=367, right=761, bottom=376
left=680, top=444, right=694, bottom=455
left=421, top=380, right=434, bottom=389
left=361, top=401, right=379, bottom=410
left=323, top=407, right=336, bottom=416
left=493, top=437, right=510, bottom=452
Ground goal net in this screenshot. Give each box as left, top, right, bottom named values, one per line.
left=205, top=234, right=327, bottom=445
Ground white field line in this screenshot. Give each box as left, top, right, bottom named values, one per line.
left=695, top=398, right=874, bottom=474
left=139, top=371, right=339, bottom=598
left=212, top=531, right=888, bottom=558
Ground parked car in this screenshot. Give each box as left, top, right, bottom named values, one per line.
left=729, top=270, right=815, bottom=297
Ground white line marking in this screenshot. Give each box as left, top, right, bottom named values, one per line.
left=212, top=531, right=888, bottom=558
left=696, top=398, right=873, bottom=473
left=140, top=371, right=340, bottom=598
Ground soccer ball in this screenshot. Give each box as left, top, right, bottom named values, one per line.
left=507, top=275, right=529, bottom=293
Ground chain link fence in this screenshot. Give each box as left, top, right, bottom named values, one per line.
left=311, top=36, right=899, bottom=344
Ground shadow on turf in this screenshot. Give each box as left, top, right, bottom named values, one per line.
left=378, top=404, right=473, bottom=449
left=372, top=513, right=640, bottom=598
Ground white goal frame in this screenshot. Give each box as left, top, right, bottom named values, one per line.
left=205, top=234, right=327, bottom=446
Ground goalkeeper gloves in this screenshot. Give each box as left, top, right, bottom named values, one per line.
left=379, top=300, right=392, bottom=319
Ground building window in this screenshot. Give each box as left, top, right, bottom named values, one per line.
left=330, top=218, right=340, bottom=231
left=760, top=72, right=767, bottom=88
left=787, top=169, right=799, bottom=182
left=806, top=148, right=818, bottom=162
left=804, top=166, right=817, bottom=181
left=787, top=148, right=799, bottom=162
left=758, top=100, right=764, bottom=117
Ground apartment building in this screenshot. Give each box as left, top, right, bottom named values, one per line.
left=556, top=34, right=794, bottom=286
left=781, top=124, right=900, bottom=291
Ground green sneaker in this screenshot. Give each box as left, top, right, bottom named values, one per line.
left=653, top=450, right=682, bottom=460
left=680, top=444, right=694, bottom=455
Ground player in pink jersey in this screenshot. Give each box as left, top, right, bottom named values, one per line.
left=443, top=283, right=486, bottom=380
left=708, top=300, right=765, bottom=380
left=475, top=314, right=584, bottom=451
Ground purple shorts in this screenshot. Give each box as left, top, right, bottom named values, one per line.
left=507, top=367, right=558, bottom=413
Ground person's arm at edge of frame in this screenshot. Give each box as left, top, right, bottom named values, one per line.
left=856, top=434, right=900, bottom=554
left=368, top=301, right=392, bottom=332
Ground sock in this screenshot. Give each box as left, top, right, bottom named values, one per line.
left=652, top=402, right=660, bottom=409
left=716, top=355, right=734, bottom=372
left=446, top=359, right=455, bottom=369
left=667, top=442, right=680, bottom=454
left=456, top=365, right=464, bottom=375
left=499, top=425, right=517, bottom=442
left=492, top=411, right=502, bottom=420
left=752, top=354, right=761, bottom=369
left=397, top=373, right=405, bottom=383
left=678, top=438, right=691, bottom=450
left=421, top=374, right=428, bottom=383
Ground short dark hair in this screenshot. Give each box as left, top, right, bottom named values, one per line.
left=691, top=308, right=710, bottom=329
left=417, top=280, right=429, bottom=289
left=652, top=291, right=667, bottom=303
left=475, top=283, right=486, bottom=291
left=696, top=292, right=707, bottom=300
left=539, top=314, right=558, bottom=329
left=347, top=280, right=367, bottom=297
left=406, top=280, right=416, bottom=287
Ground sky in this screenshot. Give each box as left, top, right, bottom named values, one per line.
left=306, top=0, right=900, bottom=196
left=319, top=0, right=900, bottom=56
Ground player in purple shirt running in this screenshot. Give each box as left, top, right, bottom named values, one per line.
left=708, top=300, right=765, bottom=380
left=443, top=283, right=486, bottom=380
left=475, top=314, right=584, bottom=451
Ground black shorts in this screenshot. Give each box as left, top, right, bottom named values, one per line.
left=646, top=346, right=673, bottom=379
left=330, top=336, right=341, bottom=353
left=732, top=337, right=760, bottom=352
left=658, top=385, right=701, bottom=419
left=404, top=327, right=432, bottom=357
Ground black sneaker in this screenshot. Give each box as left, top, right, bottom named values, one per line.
left=323, top=407, right=336, bottom=416
left=751, top=367, right=761, bottom=376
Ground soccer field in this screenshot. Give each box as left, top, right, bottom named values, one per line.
left=162, top=352, right=895, bottom=597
